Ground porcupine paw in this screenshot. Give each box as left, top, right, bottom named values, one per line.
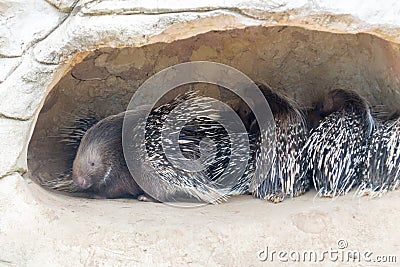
left=264, top=192, right=286, bottom=203
left=318, top=187, right=347, bottom=198
left=292, top=179, right=311, bottom=198
left=137, top=194, right=159, bottom=202
left=292, top=188, right=308, bottom=198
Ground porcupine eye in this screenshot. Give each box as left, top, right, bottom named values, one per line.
left=90, top=162, right=95, bottom=167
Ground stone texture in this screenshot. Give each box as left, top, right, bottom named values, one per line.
left=45, top=0, right=77, bottom=12
left=105, top=48, right=146, bottom=74
left=31, top=0, right=400, bottom=66
left=79, top=0, right=306, bottom=14
left=71, top=58, right=110, bottom=80
left=0, top=55, right=63, bottom=119
left=314, top=0, right=400, bottom=25
left=0, top=57, right=21, bottom=82
left=0, top=0, right=65, bottom=57
left=33, top=10, right=260, bottom=64
left=0, top=118, right=31, bottom=177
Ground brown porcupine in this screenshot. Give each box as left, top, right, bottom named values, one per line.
left=252, top=83, right=310, bottom=203
left=44, top=90, right=257, bottom=202
left=304, top=89, right=374, bottom=197
left=357, top=115, right=400, bottom=197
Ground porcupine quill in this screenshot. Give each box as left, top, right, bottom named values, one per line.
left=358, top=114, right=400, bottom=198
left=41, top=116, right=99, bottom=192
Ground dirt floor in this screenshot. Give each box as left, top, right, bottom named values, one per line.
left=0, top=173, right=399, bottom=266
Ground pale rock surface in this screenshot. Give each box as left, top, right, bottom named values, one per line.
left=0, top=57, right=21, bottom=82
left=0, top=54, right=64, bottom=119
left=0, top=0, right=65, bottom=57
left=45, top=0, right=77, bottom=12
left=0, top=174, right=399, bottom=266
left=0, top=118, right=31, bottom=177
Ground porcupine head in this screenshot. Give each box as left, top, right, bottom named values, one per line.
left=71, top=113, right=142, bottom=198
left=318, top=89, right=369, bottom=116
left=72, top=139, right=108, bottom=191
left=307, top=89, right=373, bottom=130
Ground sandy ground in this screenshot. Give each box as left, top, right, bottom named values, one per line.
left=0, top=173, right=399, bottom=266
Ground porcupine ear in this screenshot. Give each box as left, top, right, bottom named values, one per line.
left=317, top=89, right=363, bottom=114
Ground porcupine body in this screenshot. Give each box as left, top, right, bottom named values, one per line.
left=304, top=89, right=374, bottom=197
left=252, top=84, right=310, bottom=203
left=358, top=116, right=400, bottom=197
left=71, top=111, right=151, bottom=199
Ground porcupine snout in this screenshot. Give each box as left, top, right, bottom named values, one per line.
left=71, top=161, right=95, bottom=189
left=73, top=174, right=92, bottom=189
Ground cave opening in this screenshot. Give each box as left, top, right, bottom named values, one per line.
left=27, top=26, right=400, bottom=198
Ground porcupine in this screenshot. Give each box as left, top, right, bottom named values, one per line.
left=45, top=91, right=256, bottom=202
left=251, top=83, right=310, bottom=203
left=41, top=95, right=194, bottom=199
left=66, top=94, right=209, bottom=200
left=357, top=114, right=400, bottom=197
left=304, top=89, right=374, bottom=197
